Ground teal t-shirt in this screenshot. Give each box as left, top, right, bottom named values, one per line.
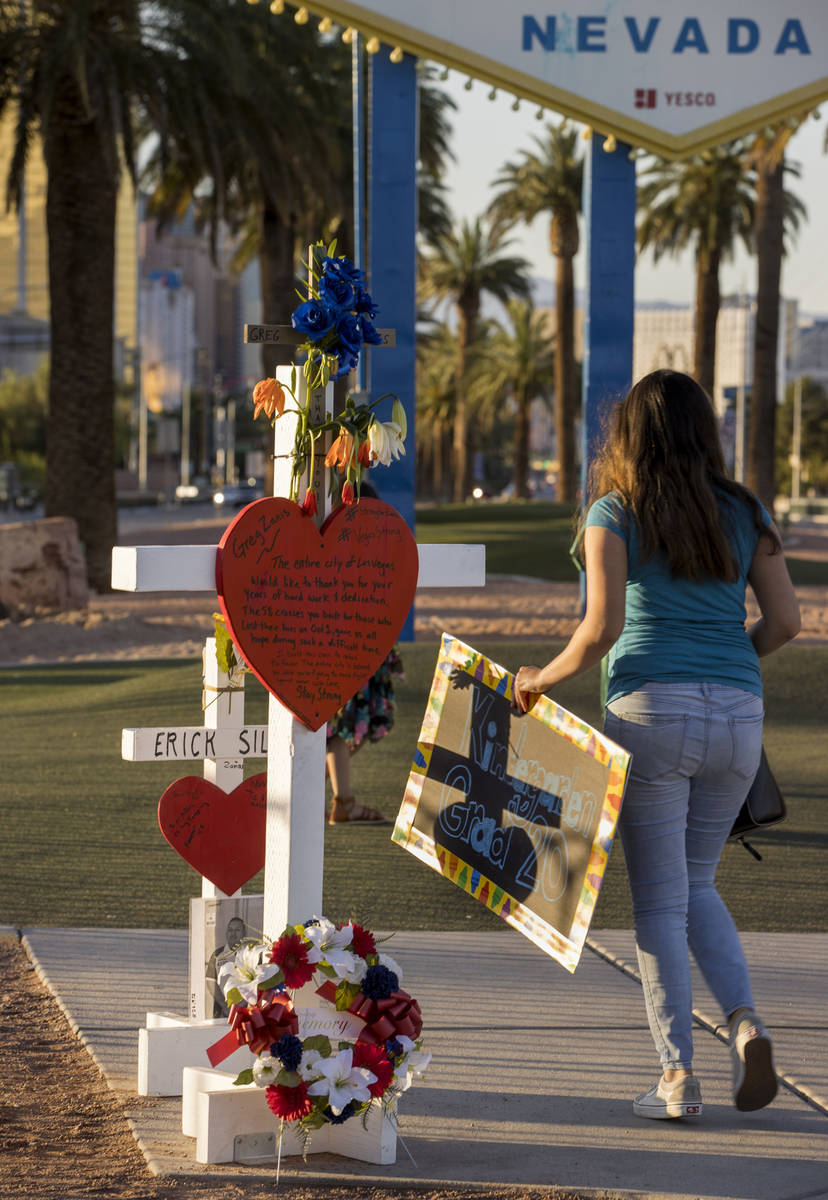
left=585, top=491, right=770, bottom=705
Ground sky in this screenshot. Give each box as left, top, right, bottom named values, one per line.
left=437, top=70, right=828, bottom=318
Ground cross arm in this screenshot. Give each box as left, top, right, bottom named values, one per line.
left=111, top=543, right=485, bottom=592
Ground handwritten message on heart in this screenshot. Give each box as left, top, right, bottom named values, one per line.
left=158, top=774, right=266, bottom=894
left=215, top=497, right=419, bottom=730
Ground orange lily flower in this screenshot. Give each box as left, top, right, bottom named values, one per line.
left=252, top=378, right=286, bottom=420
left=325, top=430, right=355, bottom=474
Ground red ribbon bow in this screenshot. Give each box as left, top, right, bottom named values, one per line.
left=207, top=991, right=298, bottom=1068
left=350, top=988, right=422, bottom=1046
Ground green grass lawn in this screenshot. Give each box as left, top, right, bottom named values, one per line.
left=415, top=501, right=828, bottom=587
left=1, top=642, right=825, bottom=933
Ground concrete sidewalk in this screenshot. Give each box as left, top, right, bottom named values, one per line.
left=21, top=926, right=828, bottom=1200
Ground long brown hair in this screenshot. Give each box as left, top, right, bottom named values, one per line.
left=581, top=370, right=779, bottom=581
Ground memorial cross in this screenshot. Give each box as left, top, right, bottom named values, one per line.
left=111, top=368, right=485, bottom=940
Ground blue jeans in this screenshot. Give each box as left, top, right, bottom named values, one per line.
left=604, top=682, right=764, bottom=1070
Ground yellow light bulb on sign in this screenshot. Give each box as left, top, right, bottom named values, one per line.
left=366, top=36, right=380, bottom=54
left=294, top=6, right=309, bottom=25
left=390, top=46, right=404, bottom=63
left=319, top=16, right=332, bottom=34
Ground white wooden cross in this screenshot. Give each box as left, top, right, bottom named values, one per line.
left=111, top=361, right=485, bottom=1162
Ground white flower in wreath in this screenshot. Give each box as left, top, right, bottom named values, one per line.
left=367, top=418, right=405, bottom=467
left=392, top=1036, right=432, bottom=1093
left=218, top=941, right=272, bottom=1005
left=251, top=1055, right=280, bottom=1088
left=297, top=1048, right=325, bottom=1083
left=305, top=1048, right=377, bottom=1115
left=304, top=918, right=358, bottom=980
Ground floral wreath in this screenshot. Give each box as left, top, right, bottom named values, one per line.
left=207, top=916, right=429, bottom=1138
left=250, top=242, right=406, bottom=514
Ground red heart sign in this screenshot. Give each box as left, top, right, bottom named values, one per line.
left=158, top=774, right=266, bottom=894
left=215, top=498, right=418, bottom=730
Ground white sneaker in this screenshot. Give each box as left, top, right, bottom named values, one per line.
left=633, top=1075, right=702, bottom=1119
left=730, top=1009, right=778, bottom=1112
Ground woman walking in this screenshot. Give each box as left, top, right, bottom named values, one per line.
left=514, top=370, right=800, bottom=1119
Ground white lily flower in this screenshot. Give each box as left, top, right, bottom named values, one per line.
left=367, top=418, right=405, bottom=467
left=252, top=1055, right=280, bottom=1088
left=304, top=919, right=358, bottom=979
left=391, top=396, right=407, bottom=440
left=305, top=1048, right=377, bottom=1115
left=217, top=942, right=272, bottom=1004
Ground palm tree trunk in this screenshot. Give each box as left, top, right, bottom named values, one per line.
left=748, top=157, right=784, bottom=507
left=694, top=246, right=720, bottom=398
left=514, top=385, right=531, bottom=499
left=43, top=83, right=118, bottom=594
left=555, top=252, right=577, bottom=502
left=453, top=300, right=476, bottom=503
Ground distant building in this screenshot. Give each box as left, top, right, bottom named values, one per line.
left=633, top=295, right=793, bottom=413
left=139, top=201, right=247, bottom=394
left=796, top=317, right=828, bottom=388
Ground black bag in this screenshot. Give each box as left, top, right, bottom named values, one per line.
left=729, top=748, right=786, bottom=860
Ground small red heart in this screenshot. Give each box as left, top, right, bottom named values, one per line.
left=215, top=497, right=418, bottom=730
left=158, top=774, right=266, bottom=894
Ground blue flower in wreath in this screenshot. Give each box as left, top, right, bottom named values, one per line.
left=361, top=963, right=399, bottom=1000
left=272, top=1032, right=303, bottom=1072
left=323, top=1099, right=360, bottom=1124
left=292, top=299, right=335, bottom=341
left=318, top=270, right=357, bottom=313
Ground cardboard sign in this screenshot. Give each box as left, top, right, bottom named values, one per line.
left=216, top=497, right=418, bottom=731
left=158, top=773, right=266, bottom=894
left=393, top=635, right=631, bottom=972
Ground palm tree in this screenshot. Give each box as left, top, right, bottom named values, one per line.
left=745, top=127, right=806, bottom=507
left=420, top=217, right=530, bottom=501
left=145, top=8, right=352, bottom=377
left=488, top=122, right=582, bottom=502
left=0, top=0, right=239, bottom=590
left=416, top=321, right=458, bottom=501
left=470, top=300, right=555, bottom=499
left=637, top=142, right=755, bottom=400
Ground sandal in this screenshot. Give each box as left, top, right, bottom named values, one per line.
left=328, top=795, right=390, bottom=825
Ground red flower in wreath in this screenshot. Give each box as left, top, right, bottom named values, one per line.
left=266, top=1081, right=313, bottom=1121
left=348, top=923, right=377, bottom=958
left=270, top=932, right=314, bottom=988
left=351, top=1042, right=393, bottom=1098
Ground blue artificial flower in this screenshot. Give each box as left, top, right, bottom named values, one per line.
left=354, top=287, right=379, bottom=318
left=319, top=271, right=356, bottom=313
left=322, top=255, right=364, bottom=286
left=386, top=1038, right=403, bottom=1059
left=324, top=1099, right=360, bottom=1124
left=272, top=1032, right=303, bottom=1072
left=336, top=312, right=361, bottom=354
left=292, top=299, right=335, bottom=341
left=361, top=963, right=399, bottom=1000
left=358, top=315, right=383, bottom=346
